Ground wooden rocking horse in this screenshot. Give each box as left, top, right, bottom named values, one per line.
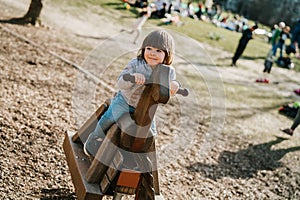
left=63, top=64, right=188, bottom=200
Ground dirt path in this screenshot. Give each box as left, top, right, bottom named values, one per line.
left=1, top=1, right=300, bottom=199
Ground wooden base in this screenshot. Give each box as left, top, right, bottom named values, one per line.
left=63, top=131, right=104, bottom=200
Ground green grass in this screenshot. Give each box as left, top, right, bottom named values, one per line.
left=50, top=0, right=300, bottom=71
left=293, top=57, right=300, bottom=71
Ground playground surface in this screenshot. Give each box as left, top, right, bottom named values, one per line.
left=1, top=0, right=300, bottom=199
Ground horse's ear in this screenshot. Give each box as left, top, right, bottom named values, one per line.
left=151, top=64, right=170, bottom=104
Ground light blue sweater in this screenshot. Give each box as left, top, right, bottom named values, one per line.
left=117, top=58, right=176, bottom=107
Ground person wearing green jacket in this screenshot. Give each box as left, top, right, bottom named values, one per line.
left=271, top=21, right=285, bottom=56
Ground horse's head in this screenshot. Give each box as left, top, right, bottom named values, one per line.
left=134, top=64, right=171, bottom=127
left=150, top=64, right=170, bottom=104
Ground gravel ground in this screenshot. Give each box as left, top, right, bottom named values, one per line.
left=1, top=1, right=300, bottom=199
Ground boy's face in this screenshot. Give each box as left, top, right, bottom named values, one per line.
left=144, top=46, right=166, bottom=67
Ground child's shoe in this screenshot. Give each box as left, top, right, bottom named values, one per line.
left=83, top=134, right=104, bottom=159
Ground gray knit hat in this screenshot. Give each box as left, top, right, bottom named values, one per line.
left=141, top=30, right=175, bottom=55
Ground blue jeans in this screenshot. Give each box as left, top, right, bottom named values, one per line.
left=272, top=42, right=284, bottom=58
left=94, top=92, right=135, bottom=136
left=85, top=92, right=157, bottom=156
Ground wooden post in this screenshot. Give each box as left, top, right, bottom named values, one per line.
left=85, top=124, right=121, bottom=183
left=115, top=65, right=171, bottom=198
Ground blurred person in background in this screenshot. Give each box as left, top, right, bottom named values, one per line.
left=291, top=19, right=300, bottom=58
left=231, top=24, right=258, bottom=66
left=281, top=108, right=300, bottom=136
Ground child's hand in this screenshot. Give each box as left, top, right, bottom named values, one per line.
left=132, top=73, right=146, bottom=85
left=170, top=80, right=180, bottom=96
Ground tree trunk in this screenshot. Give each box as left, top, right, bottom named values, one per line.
left=22, top=0, right=43, bottom=25
left=0, top=0, right=43, bottom=25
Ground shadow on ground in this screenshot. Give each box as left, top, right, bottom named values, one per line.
left=0, top=17, right=32, bottom=25
left=187, top=136, right=300, bottom=180
left=39, top=188, right=76, bottom=200
left=242, top=55, right=267, bottom=60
